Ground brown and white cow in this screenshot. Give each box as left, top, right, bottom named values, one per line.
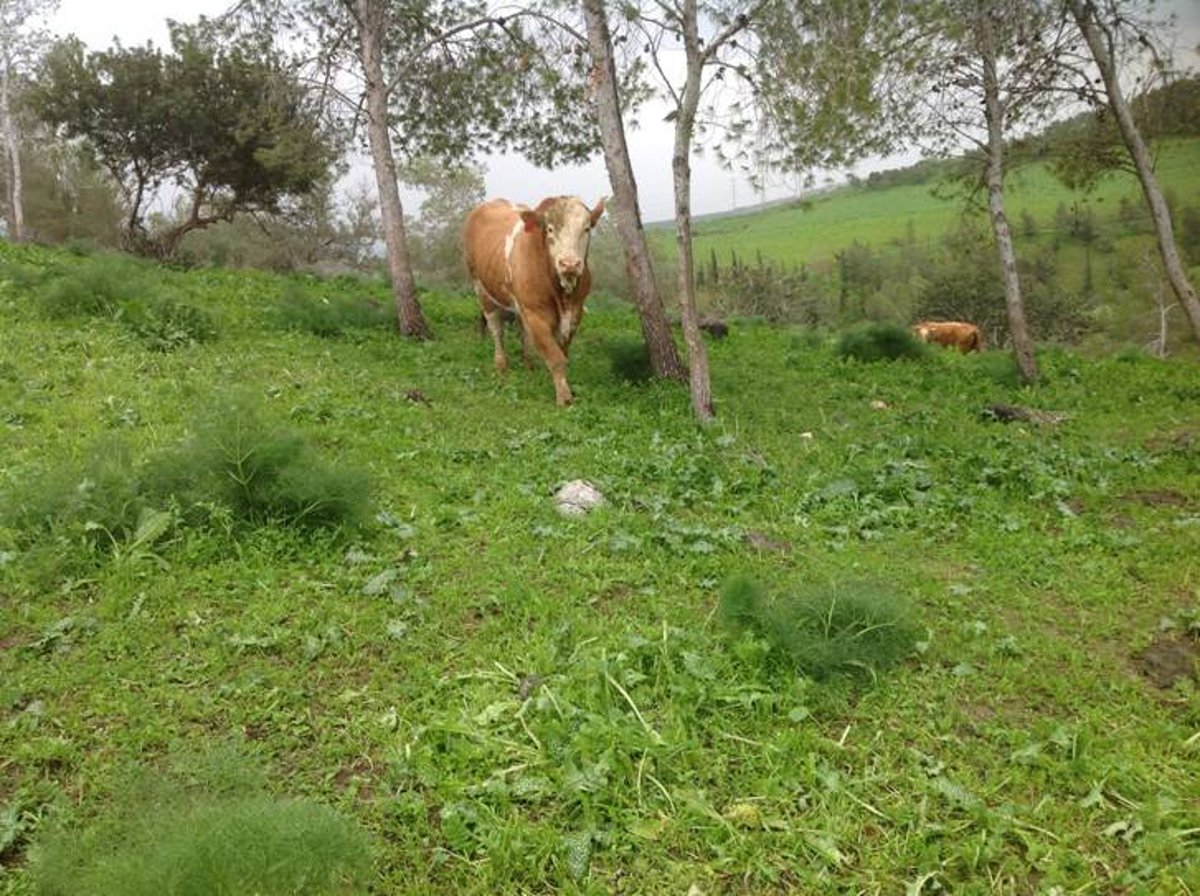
left=912, top=320, right=984, bottom=354
left=464, top=196, right=605, bottom=405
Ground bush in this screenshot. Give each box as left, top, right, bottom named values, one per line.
left=711, top=262, right=825, bottom=325
left=3, top=398, right=371, bottom=579
left=606, top=338, right=654, bottom=383
left=720, top=576, right=922, bottom=680
left=0, top=438, right=146, bottom=553
left=835, top=322, right=930, bottom=362
left=145, top=394, right=372, bottom=531
left=273, top=283, right=391, bottom=337
left=121, top=295, right=219, bottom=351
left=34, top=255, right=149, bottom=319
left=29, top=748, right=373, bottom=896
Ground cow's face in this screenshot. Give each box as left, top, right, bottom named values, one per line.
left=528, top=197, right=605, bottom=294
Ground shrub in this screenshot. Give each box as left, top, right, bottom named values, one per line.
left=145, top=394, right=372, bottom=531
left=835, top=322, right=930, bottom=362
left=3, top=399, right=370, bottom=578
left=121, top=295, right=219, bottom=351
left=719, top=575, right=922, bottom=680
left=606, top=338, right=654, bottom=383
left=29, top=748, right=373, bottom=896
left=34, top=255, right=149, bottom=319
left=711, top=262, right=825, bottom=325
left=1, top=439, right=145, bottom=553
left=273, top=283, right=391, bottom=337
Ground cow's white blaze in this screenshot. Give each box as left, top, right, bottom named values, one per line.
left=542, top=198, right=594, bottom=294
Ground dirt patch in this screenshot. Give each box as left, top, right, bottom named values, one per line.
left=1132, top=634, right=1199, bottom=690
left=1144, top=428, right=1198, bottom=455
left=743, top=530, right=791, bottom=552
left=1120, top=489, right=1193, bottom=508
left=333, top=756, right=378, bottom=802
left=589, top=583, right=633, bottom=614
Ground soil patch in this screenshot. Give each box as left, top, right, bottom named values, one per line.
left=743, top=530, right=790, bottom=552
left=1132, top=634, right=1199, bottom=690
left=1120, top=489, right=1193, bottom=508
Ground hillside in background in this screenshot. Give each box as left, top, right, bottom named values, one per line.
left=631, top=135, right=1200, bottom=355
left=665, top=139, right=1200, bottom=272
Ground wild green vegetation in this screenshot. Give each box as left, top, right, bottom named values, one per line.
left=642, top=138, right=1200, bottom=354
left=1, top=241, right=1198, bottom=893
left=681, top=140, right=1200, bottom=269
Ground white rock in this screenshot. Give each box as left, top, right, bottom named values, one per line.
left=554, top=479, right=605, bottom=516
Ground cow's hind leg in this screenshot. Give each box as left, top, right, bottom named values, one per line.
left=518, top=319, right=534, bottom=369
left=476, top=285, right=509, bottom=373
left=484, top=308, right=510, bottom=373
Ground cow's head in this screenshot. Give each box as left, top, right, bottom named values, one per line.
left=520, top=196, right=606, bottom=294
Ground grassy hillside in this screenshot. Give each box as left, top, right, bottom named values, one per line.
left=1, top=243, right=1198, bottom=893
left=670, top=139, right=1200, bottom=270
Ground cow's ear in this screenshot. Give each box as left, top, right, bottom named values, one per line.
left=589, top=197, right=607, bottom=226
left=520, top=210, right=542, bottom=233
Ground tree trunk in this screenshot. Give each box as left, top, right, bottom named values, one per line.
left=674, top=0, right=714, bottom=422
left=581, top=0, right=685, bottom=382
left=1, top=54, right=25, bottom=242
left=352, top=0, right=430, bottom=339
left=979, top=13, right=1038, bottom=383
left=1068, top=0, right=1200, bottom=343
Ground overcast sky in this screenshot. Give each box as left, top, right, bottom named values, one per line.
left=47, top=0, right=1200, bottom=223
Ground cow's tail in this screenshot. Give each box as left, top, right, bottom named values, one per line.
left=969, top=329, right=983, bottom=352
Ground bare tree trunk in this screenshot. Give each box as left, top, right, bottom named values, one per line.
left=979, top=13, right=1038, bottom=383
left=1068, top=0, right=1200, bottom=343
left=581, top=0, right=685, bottom=382
left=1141, top=247, right=1171, bottom=357
left=671, top=0, right=714, bottom=422
left=352, top=0, right=430, bottom=339
left=1, top=54, right=25, bottom=242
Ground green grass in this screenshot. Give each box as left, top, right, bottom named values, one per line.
left=664, top=139, right=1200, bottom=272
left=1, top=241, right=1199, bottom=893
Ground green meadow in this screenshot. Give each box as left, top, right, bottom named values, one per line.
left=1, top=241, right=1198, bottom=894
left=657, top=139, right=1200, bottom=272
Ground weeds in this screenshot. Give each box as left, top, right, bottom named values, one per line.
left=2, top=237, right=1199, bottom=893
left=121, top=295, right=219, bottom=351
left=29, top=748, right=373, bottom=896
left=154, top=394, right=373, bottom=530
left=1, top=395, right=371, bottom=580
left=33, top=254, right=148, bottom=319
left=720, top=575, right=923, bottom=680
left=836, top=321, right=930, bottom=362
left=273, top=282, right=392, bottom=337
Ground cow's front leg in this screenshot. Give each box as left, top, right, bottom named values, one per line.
left=524, top=317, right=573, bottom=405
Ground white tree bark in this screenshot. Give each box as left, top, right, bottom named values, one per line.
left=350, top=0, right=429, bottom=338
left=978, top=10, right=1038, bottom=382
left=581, top=0, right=685, bottom=382
left=1068, top=0, right=1200, bottom=343
left=671, top=0, right=716, bottom=422
left=1, top=44, right=25, bottom=240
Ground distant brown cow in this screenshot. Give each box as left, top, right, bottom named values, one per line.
left=912, top=320, right=984, bottom=353
left=464, top=196, right=605, bottom=405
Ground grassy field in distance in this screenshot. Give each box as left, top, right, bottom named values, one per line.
left=649, top=139, right=1200, bottom=272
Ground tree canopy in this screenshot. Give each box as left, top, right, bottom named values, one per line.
left=31, top=19, right=336, bottom=256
